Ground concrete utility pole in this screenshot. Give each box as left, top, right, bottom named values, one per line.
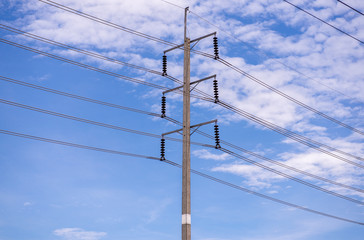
left=161, top=7, right=219, bottom=240
left=182, top=6, right=191, bottom=240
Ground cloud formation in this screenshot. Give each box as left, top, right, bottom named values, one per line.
left=54, top=228, right=106, bottom=240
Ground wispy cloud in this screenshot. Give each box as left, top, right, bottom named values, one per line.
left=193, top=149, right=231, bottom=161
left=54, top=228, right=106, bottom=240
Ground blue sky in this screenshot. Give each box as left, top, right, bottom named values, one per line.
left=1, top=0, right=364, bottom=239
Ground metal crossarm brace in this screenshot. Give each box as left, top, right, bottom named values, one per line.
left=163, top=75, right=216, bottom=95
left=164, top=32, right=217, bottom=54
left=162, top=119, right=217, bottom=137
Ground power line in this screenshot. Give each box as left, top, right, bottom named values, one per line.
left=1, top=42, right=363, bottom=163
left=0, top=98, right=211, bottom=148
left=2, top=25, right=363, bottom=162
left=338, top=0, right=364, bottom=16
left=1, top=128, right=363, bottom=226
left=194, top=128, right=364, bottom=193
left=218, top=147, right=364, bottom=205
left=36, top=0, right=364, bottom=135
left=2, top=97, right=362, bottom=202
left=283, top=0, right=364, bottom=45
left=3, top=25, right=363, bottom=158
left=160, top=0, right=185, bottom=10
left=161, top=0, right=357, bottom=101
left=217, top=101, right=364, bottom=169
left=2, top=25, right=364, bottom=158
left=0, top=38, right=167, bottom=90
left=186, top=10, right=357, bottom=101
left=0, top=75, right=160, bottom=117
left=0, top=38, right=208, bottom=101
left=38, top=0, right=178, bottom=47
left=1, top=75, right=362, bottom=193
left=215, top=58, right=364, bottom=136
left=0, top=24, right=180, bottom=85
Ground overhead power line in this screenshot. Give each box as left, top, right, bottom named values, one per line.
left=0, top=98, right=212, bottom=148
left=0, top=38, right=167, bottom=90
left=2, top=27, right=363, bottom=163
left=0, top=24, right=180, bottom=85
left=3, top=27, right=363, bottom=160
left=1, top=128, right=364, bottom=226
left=1, top=75, right=362, bottom=193
left=164, top=2, right=356, bottom=101
left=2, top=31, right=364, bottom=162
left=0, top=38, right=207, bottom=101
left=1, top=43, right=363, bottom=164
left=218, top=147, right=364, bottom=205
left=214, top=58, right=364, bottom=136
left=283, top=0, right=364, bottom=44
left=338, top=0, right=364, bottom=16
left=36, top=0, right=364, bottom=136
left=217, top=101, right=364, bottom=169
left=2, top=97, right=362, bottom=203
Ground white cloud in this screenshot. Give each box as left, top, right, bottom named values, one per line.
left=193, top=149, right=231, bottom=161
left=3, top=0, right=363, bottom=204
left=54, top=228, right=106, bottom=240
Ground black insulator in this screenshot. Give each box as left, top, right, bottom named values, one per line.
left=162, top=55, right=167, bottom=76
left=213, top=36, right=219, bottom=59
left=160, top=138, right=166, bottom=161
left=161, top=95, right=166, bottom=118
left=213, top=79, right=219, bottom=103
left=214, top=124, right=221, bottom=149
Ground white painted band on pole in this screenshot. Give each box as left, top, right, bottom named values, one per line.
left=182, top=214, right=191, bottom=224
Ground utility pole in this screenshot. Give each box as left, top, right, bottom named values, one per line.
left=160, top=6, right=221, bottom=240
left=182, top=7, right=191, bottom=240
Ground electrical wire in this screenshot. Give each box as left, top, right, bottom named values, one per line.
left=214, top=58, right=364, bottom=136
left=2, top=25, right=363, bottom=163
left=36, top=0, right=364, bottom=136
left=1, top=98, right=363, bottom=204
left=0, top=98, right=211, bottom=148
left=187, top=10, right=356, bottom=101
left=0, top=75, right=160, bottom=117
left=2, top=36, right=363, bottom=161
left=217, top=101, right=364, bottom=169
left=1, top=128, right=364, bottom=226
left=2, top=24, right=363, bottom=163
left=1, top=75, right=362, bottom=193
left=193, top=127, right=364, bottom=193
left=0, top=38, right=207, bottom=100
left=0, top=38, right=167, bottom=90
left=2, top=27, right=364, bottom=162
left=283, top=0, right=364, bottom=44
left=38, top=0, right=178, bottom=47
left=0, top=24, right=181, bottom=84
left=2, top=73, right=363, bottom=168
left=218, top=147, right=364, bottom=205
left=338, top=0, right=364, bottom=16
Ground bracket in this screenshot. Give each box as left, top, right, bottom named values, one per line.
left=163, top=74, right=216, bottom=95
left=164, top=32, right=216, bottom=54
left=162, top=119, right=217, bottom=137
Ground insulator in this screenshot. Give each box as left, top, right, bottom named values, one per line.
left=213, top=36, right=219, bottom=59
left=213, top=79, right=219, bottom=103
left=161, top=95, right=166, bottom=118
left=160, top=138, right=166, bottom=161
left=214, top=124, right=221, bottom=149
left=162, top=55, right=167, bottom=76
